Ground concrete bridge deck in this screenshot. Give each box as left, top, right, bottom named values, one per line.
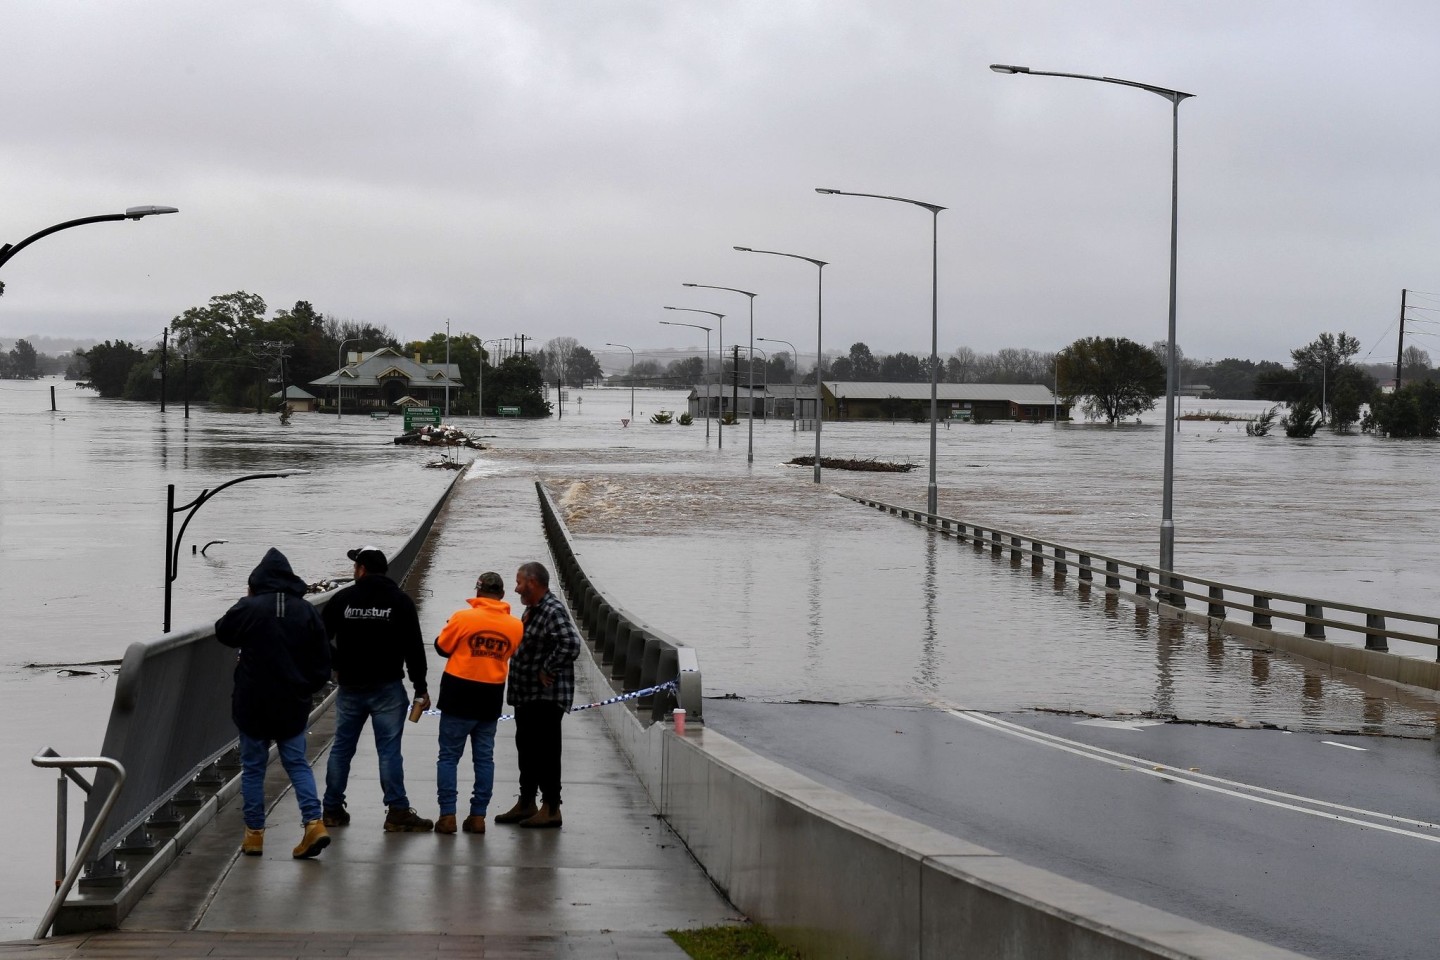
left=0, top=465, right=737, bottom=959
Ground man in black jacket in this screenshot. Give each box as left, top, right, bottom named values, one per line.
left=321, top=545, right=433, bottom=832
left=216, top=547, right=333, bottom=859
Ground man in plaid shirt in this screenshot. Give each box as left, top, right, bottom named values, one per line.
left=493, top=561, right=582, bottom=829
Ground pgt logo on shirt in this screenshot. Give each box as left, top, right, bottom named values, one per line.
left=345, top=605, right=393, bottom=620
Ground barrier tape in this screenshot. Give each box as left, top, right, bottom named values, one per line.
left=421, top=678, right=680, bottom=722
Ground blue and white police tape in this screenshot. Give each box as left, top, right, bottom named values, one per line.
left=421, top=678, right=680, bottom=721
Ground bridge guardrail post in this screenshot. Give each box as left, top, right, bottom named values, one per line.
left=1030, top=541, right=1043, bottom=573
left=1135, top=569, right=1151, bottom=598
left=1304, top=604, right=1326, bottom=640
left=990, top=530, right=1002, bottom=555
left=1054, top=547, right=1066, bottom=576
left=1078, top=554, right=1092, bottom=582
left=1208, top=586, right=1226, bottom=619
left=1365, top=614, right=1389, bottom=651
left=1252, top=595, right=1272, bottom=629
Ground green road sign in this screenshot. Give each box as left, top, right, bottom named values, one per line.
left=404, top=406, right=441, bottom=430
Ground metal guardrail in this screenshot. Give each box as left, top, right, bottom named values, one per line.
left=841, top=492, right=1440, bottom=660
left=29, top=752, right=125, bottom=941
left=35, top=468, right=466, bottom=936
left=534, top=481, right=703, bottom=722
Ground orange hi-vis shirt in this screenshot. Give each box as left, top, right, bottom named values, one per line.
left=435, top=597, right=523, bottom=685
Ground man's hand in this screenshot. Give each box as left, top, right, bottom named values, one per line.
left=539, top=671, right=553, bottom=688
left=416, top=694, right=432, bottom=711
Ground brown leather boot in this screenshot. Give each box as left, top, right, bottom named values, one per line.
left=462, top=815, right=486, bottom=834
left=493, top=797, right=538, bottom=824
left=292, top=820, right=330, bottom=859
left=435, top=814, right=457, bottom=835
left=518, top=803, right=562, bottom=829
left=242, top=827, right=265, bottom=856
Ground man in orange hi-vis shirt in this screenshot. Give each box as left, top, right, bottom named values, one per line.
left=432, top=571, right=523, bottom=835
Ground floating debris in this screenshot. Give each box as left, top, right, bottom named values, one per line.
left=788, top=455, right=917, bottom=473
left=307, top=577, right=353, bottom=595
left=393, top=424, right=485, bottom=448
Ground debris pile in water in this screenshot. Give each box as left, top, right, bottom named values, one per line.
left=787, top=455, right=917, bottom=473
left=393, top=424, right=485, bottom=448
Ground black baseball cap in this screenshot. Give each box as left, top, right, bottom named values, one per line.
left=347, top=545, right=389, bottom=574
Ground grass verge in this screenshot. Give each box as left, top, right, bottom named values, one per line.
left=668, top=924, right=803, bottom=959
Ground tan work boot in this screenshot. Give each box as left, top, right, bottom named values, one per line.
left=519, top=803, right=563, bottom=829
left=292, top=819, right=330, bottom=859
left=383, top=806, right=434, bottom=833
left=462, top=815, right=486, bottom=834
left=493, top=797, right=538, bottom=824
left=242, top=827, right=265, bottom=856
left=435, top=814, right=457, bottom=835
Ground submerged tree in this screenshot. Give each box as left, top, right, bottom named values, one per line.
left=1281, top=399, right=1321, bottom=438
left=1365, top=381, right=1440, bottom=438
left=1056, top=336, right=1165, bottom=424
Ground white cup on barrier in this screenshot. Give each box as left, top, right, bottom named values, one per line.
left=672, top=708, right=686, bottom=735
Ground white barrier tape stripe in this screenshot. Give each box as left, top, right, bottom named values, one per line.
left=419, top=679, right=680, bottom=721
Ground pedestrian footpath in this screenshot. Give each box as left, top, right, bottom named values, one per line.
left=0, top=465, right=739, bottom=960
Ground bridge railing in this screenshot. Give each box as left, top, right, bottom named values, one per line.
left=33, top=469, right=465, bottom=936
left=534, top=481, right=703, bottom=722
left=841, top=492, right=1440, bottom=664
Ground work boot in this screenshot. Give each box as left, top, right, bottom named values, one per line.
left=518, top=803, right=563, bottom=829
left=242, top=827, right=264, bottom=856
left=384, top=806, right=434, bottom=833
left=292, top=820, right=330, bottom=859
left=493, top=797, right=538, bottom=825
left=462, top=815, right=486, bottom=835
left=435, top=814, right=457, bottom=835
left=322, top=804, right=350, bottom=827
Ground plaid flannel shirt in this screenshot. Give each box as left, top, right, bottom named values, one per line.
left=507, top=591, right=583, bottom=709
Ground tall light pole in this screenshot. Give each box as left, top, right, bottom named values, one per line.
left=0, top=205, right=179, bottom=273
left=663, top=307, right=724, bottom=446
left=337, top=337, right=360, bottom=418
left=479, top=338, right=503, bottom=420
left=606, top=342, right=636, bottom=421
left=736, top=345, right=769, bottom=420
left=734, top=247, right=827, bottom=482
left=816, top=189, right=944, bottom=515
left=757, top=337, right=800, bottom=433
left=444, top=319, right=451, bottom=419
left=660, top=316, right=713, bottom=440
left=165, top=469, right=308, bottom=633
left=684, top=283, right=757, bottom=464
left=991, top=63, right=1193, bottom=584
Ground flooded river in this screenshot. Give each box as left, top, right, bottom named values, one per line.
left=2, top=377, right=1438, bottom=935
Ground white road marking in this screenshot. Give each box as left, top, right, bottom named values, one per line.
left=1322, top=741, right=1369, bottom=751
left=945, top=708, right=1440, bottom=843
left=1075, top=718, right=1165, bottom=731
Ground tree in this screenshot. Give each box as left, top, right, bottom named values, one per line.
left=664, top=356, right=705, bottom=386
left=1056, top=336, right=1166, bottom=424
left=75, top=340, right=144, bottom=397
left=1365, top=381, right=1440, bottom=438
left=539, top=337, right=580, bottom=385
left=484, top=353, right=550, bottom=416
left=1281, top=399, right=1320, bottom=438
left=569, top=345, right=604, bottom=385
left=946, top=346, right=977, bottom=383
left=5, top=338, right=39, bottom=379
left=879, top=351, right=924, bottom=382
left=1291, top=331, right=1372, bottom=421
left=844, top=342, right=879, bottom=379
left=1401, top=345, right=1432, bottom=384
left=170, top=291, right=270, bottom=407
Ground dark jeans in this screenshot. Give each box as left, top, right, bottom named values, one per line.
left=513, top=702, right=566, bottom=807
left=324, top=681, right=410, bottom=811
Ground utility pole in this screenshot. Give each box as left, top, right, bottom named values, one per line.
left=183, top=352, right=190, bottom=419
left=1396, top=288, right=1408, bottom=391
left=517, top=333, right=530, bottom=356
left=160, top=327, right=168, bottom=413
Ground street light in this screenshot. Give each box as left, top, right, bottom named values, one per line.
left=735, top=246, right=827, bottom=483
left=991, top=63, right=1193, bottom=588
left=816, top=188, right=945, bottom=516
left=336, top=338, right=361, bottom=419
left=0, top=206, right=179, bottom=272
left=606, top=342, right=636, bottom=421
left=164, top=469, right=309, bottom=633
left=736, top=345, right=769, bottom=420
left=660, top=317, right=713, bottom=440
left=757, top=337, right=800, bottom=433
left=684, top=283, right=757, bottom=465
left=480, top=338, right=504, bottom=420
left=663, top=307, right=725, bottom=447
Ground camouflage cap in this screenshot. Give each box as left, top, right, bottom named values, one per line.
left=476, top=571, right=505, bottom=596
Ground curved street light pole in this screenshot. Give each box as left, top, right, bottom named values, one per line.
left=816, top=190, right=944, bottom=515
left=757, top=337, right=800, bottom=433
left=684, top=283, right=757, bottom=465
left=660, top=317, right=713, bottom=440
left=991, top=63, right=1193, bottom=587
left=605, top=342, right=636, bottom=421
left=336, top=338, right=361, bottom=419
left=164, top=469, right=309, bottom=633
left=663, top=307, right=724, bottom=447
left=0, top=206, right=179, bottom=273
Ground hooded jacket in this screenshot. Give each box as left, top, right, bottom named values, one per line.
left=216, top=547, right=332, bottom=740
left=433, top=596, right=523, bottom=721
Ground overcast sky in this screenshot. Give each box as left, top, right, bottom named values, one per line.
left=2, top=1, right=1438, bottom=371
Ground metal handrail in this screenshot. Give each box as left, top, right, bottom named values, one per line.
left=841, top=492, right=1440, bottom=657
left=30, top=751, right=126, bottom=940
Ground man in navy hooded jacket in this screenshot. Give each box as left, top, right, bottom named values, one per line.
left=216, top=547, right=333, bottom=859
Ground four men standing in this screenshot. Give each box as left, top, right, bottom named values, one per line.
left=221, top=548, right=587, bottom=854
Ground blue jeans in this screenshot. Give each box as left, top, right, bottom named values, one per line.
left=323, top=681, right=410, bottom=811
left=436, top=714, right=498, bottom=817
left=239, top=730, right=321, bottom=829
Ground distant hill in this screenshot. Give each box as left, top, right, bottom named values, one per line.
left=0, top=336, right=97, bottom=355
